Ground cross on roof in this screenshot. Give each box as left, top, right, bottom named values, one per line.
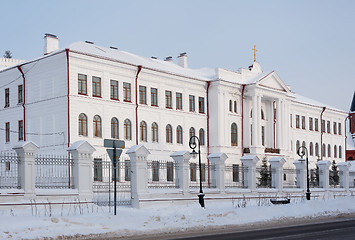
left=252, top=45, right=257, bottom=62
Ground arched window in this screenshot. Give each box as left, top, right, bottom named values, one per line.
left=328, top=144, right=331, bottom=158
left=93, top=115, right=102, bottom=137
left=78, top=113, right=88, bottom=136
left=229, top=100, right=232, bottom=112
left=234, top=101, right=237, bottom=113
left=231, top=123, right=238, bottom=146
left=339, top=146, right=342, bottom=158
left=334, top=145, right=337, bottom=158
left=140, top=121, right=147, bottom=142
left=189, top=127, right=195, bottom=144
left=322, top=144, right=326, bottom=157
left=152, top=122, right=158, bottom=142
left=124, top=119, right=132, bottom=140
left=309, top=142, right=313, bottom=156
left=302, top=141, right=306, bottom=148
left=166, top=124, right=172, bottom=143
left=296, top=140, right=300, bottom=152
left=199, top=128, right=205, bottom=146
left=177, top=125, right=183, bottom=144
left=111, top=117, right=119, bottom=139
left=315, top=143, right=319, bottom=157
left=261, top=109, right=265, bottom=120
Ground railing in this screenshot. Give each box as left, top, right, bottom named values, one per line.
left=283, top=168, right=298, bottom=188
left=189, top=162, right=214, bottom=188
left=0, top=152, right=20, bottom=189
left=264, top=148, right=280, bottom=154
left=35, top=155, right=73, bottom=189
left=225, top=164, right=246, bottom=188
left=147, top=160, right=178, bottom=189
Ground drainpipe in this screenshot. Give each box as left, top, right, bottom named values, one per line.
left=17, top=66, right=26, bottom=141
left=241, top=84, right=246, bottom=156
left=320, top=107, right=326, bottom=160
left=273, top=101, right=276, bottom=149
left=206, top=81, right=211, bottom=187
left=135, top=65, right=142, bottom=145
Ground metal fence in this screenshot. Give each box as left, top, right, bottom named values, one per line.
left=35, top=155, right=73, bottom=189
left=147, top=160, right=178, bottom=189
left=283, top=168, right=298, bottom=188
left=92, top=156, right=131, bottom=206
left=225, top=164, right=245, bottom=188
left=189, top=162, right=215, bottom=188
left=0, top=152, right=20, bottom=189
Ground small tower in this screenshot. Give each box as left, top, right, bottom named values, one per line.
left=346, top=91, right=355, bottom=161
left=350, top=91, right=355, bottom=135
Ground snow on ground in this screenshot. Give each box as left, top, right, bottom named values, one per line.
left=1, top=196, right=355, bottom=239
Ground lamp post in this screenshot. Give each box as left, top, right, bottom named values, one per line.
left=297, top=146, right=311, bottom=200
left=189, top=136, right=205, bottom=208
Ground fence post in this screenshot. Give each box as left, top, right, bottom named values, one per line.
left=316, top=160, right=331, bottom=189
left=293, top=159, right=306, bottom=189
left=127, top=144, right=150, bottom=208
left=208, top=152, right=228, bottom=192
left=269, top=157, right=286, bottom=191
left=337, top=162, right=350, bottom=189
left=13, top=141, right=39, bottom=198
left=240, top=155, right=259, bottom=191
left=68, top=140, right=96, bottom=200
left=170, top=151, right=191, bottom=194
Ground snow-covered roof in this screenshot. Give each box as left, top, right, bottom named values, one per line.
left=292, top=93, right=344, bottom=112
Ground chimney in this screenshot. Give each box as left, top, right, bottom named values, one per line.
left=44, top=33, right=59, bottom=55
left=177, top=52, right=188, bottom=68
left=164, top=56, right=173, bottom=63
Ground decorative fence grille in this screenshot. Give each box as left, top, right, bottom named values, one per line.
left=92, top=156, right=131, bottom=206
left=225, top=164, right=245, bottom=188
left=189, top=162, right=215, bottom=188
left=35, top=155, right=73, bottom=189
left=0, top=152, right=20, bottom=189
left=147, top=160, right=178, bottom=189
left=283, top=168, right=298, bottom=188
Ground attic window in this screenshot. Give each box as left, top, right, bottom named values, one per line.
left=85, top=41, right=94, bottom=44
left=110, top=46, right=118, bottom=50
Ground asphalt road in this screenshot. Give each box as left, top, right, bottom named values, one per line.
left=170, top=218, right=355, bottom=240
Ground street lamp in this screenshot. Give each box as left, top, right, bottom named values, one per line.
left=297, top=146, right=311, bottom=200
left=189, top=135, right=205, bottom=208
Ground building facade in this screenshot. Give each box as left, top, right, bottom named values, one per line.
left=0, top=35, right=348, bottom=167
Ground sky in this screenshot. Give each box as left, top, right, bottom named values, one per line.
left=1, top=0, right=354, bottom=112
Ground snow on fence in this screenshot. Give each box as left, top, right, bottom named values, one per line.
left=0, top=152, right=20, bottom=189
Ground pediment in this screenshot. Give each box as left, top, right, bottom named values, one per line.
left=257, top=72, right=290, bottom=93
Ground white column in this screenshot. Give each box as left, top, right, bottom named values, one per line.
left=316, top=160, right=331, bottom=189
left=293, top=159, right=307, bottom=189
left=252, top=95, right=258, bottom=147
left=127, top=144, right=150, bottom=208
left=13, top=141, right=39, bottom=198
left=337, top=162, right=350, bottom=189
left=208, top=152, right=228, bottom=192
left=240, top=155, right=260, bottom=191
left=257, top=95, right=261, bottom=146
left=276, top=99, right=282, bottom=149
left=269, top=157, right=286, bottom=190
left=67, top=140, right=96, bottom=200
left=170, top=151, right=191, bottom=194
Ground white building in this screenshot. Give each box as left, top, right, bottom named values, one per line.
left=0, top=35, right=347, bottom=167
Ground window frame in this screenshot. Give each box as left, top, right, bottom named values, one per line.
left=166, top=124, right=173, bottom=143
left=92, top=76, right=101, bottom=97
left=124, top=119, right=132, bottom=140
left=18, top=120, right=23, bottom=141
left=189, top=95, right=195, bottom=112
left=18, top=85, right=23, bottom=104
left=176, top=125, right=183, bottom=144
left=152, top=122, right=158, bottom=142
left=110, top=80, right=119, bottom=100
left=231, top=123, right=238, bottom=146
left=78, top=113, right=88, bottom=137
left=93, top=115, right=102, bottom=138
left=139, top=85, right=147, bottom=104
left=123, top=82, right=131, bottom=102
left=5, top=122, right=10, bottom=142
left=176, top=92, right=183, bottom=110
left=151, top=88, right=158, bottom=107
left=4, top=88, right=9, bottom=108
left=165, top=90, right=172, bottom=109
left=78, top=74, right=87, bottom=95
left=111, top=117, right=119, bottom=139
left=199, top=97, right=205, bottom=114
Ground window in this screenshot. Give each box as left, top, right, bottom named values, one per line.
left=176, top=92, right=182, bottom=110
left=152, top=161, right=159, bottom=181
left=338, top=123, right=342, bottom=135
left=234, top=101, right=237, bottom=113
left=233, top=164, right=239, bottom=182
left=199, top=97, right=205, bottom=113
left=167, top=162, right=174, bottom=182
left=152, top=122, right=158, bottom=142
left=5, top=161, right=10, bottom=171
left=139, top=85, right=147, bottom=104
left=93, top=115, right=102, bottom=137
left=328, top=144, right=331, bottom=157
left=296, top=140, right=300, bottom=152
left=301, top=116, right=305, bottom=129
left=111, top=117, right=119, bottom=139
left=315, top=143, right=319, bottom=157
left=93, top=158, right=103, bottom=181
left=165, top=90, right=172, bottom=108
left=189, top=127, right=195, bottom=142
left=177, top=125, right=183, bottom=144
left=327, top=121, right=330, bottom=133
left=78, top=74, right=87, bottom=95
left=124, top=119, right=132, bottom=140
left=296, top=115, right=300, bottom=128
left=125, top=160, right=131, bottom=181
left=334, top=145, right=337, bottom=158
left=261, top=109, right=265, bottom=120
left=315, top=118, right=319, bottom=131
left=339, top=146, right=342, bottom=158
left=333, top=122, right=337, bottom=134
left=110, top=80, right=119, bottom=100
left=18, top=85, right=23, bottom=104
left=189, top=95, right=195, bottom=112
left=151, top=88, right=158, bottom=106
left=302, top=141, right=306, bottom=148
left=190, top=163, right=197, bottom=181
left=229, top=100, right=232, bottom=112
left=92, top=76, right=101, bottom=97
left=140, top=121, right=147, bottom=142
left=5, top=88, right=9, bottom=108
left=290, top=114, right=293, bottom=128
left=322, top=120, right=325, bottom=133
left=309, top=117, right=313, bottom=130
left=309, top=142, right=313, bottom=156
left=123, top=82, right=131, bottom=102
left=231, top=123, right=238, bottom=146
left=5, top=122, right=10, bottom=142
left=262, top=126, right=265, bottom=146
left=199, top=128, right=205, bottom=146
left=78, top=113, right=88, bottom=136
left=18, top=120, right=23, bottom=141
left=166, top=124, right=173, bottom=143
left=322, top=144, right=326, bottom=157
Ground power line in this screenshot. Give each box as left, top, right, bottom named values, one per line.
left=0, top=127, right=64, bottom=136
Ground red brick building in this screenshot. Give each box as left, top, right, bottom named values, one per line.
left=346, top=91, right=355, bottom=161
